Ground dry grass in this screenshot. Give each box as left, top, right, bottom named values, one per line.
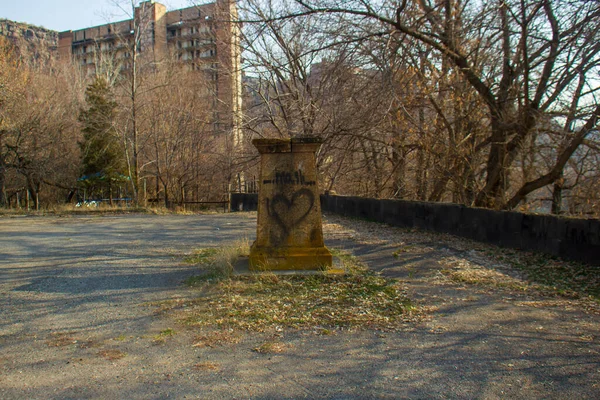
left=184, top=239, right=250, bottom=282
left=152, top=328, right=176, bottom=344
left=494, top=251, right=600, bottom=299
left=0, top=204, right=221, bottom=217
left=252, top=340, right=289, bottom=354
left=0, top=205, right=147, bottom=217
left=440, top=256, right=531, bottom=292
left=167, top=245, right=422, bottom=333
left=322, top=215, right=600, bottom=317
left=97, top=349, right=127, bottom=361
left=324, top=215, right=600, bottom=303
left=439, top=247, right=600, bottom=315
left=46, top=332, right=78, bottom=347
left=193, top=361, right=220, bottom=371
left=440, top=249, right=600, bottom=306
left=192, top=330, right=241, bottom=348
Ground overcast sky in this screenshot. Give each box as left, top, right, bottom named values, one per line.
left=1, top=0, right=197, bottom=32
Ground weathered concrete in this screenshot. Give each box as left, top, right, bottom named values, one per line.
left=322, top=195, right=600, bottom=265
left=249, top=137, right=332, bottom=270
left=232, top=193, right=600, bottom=265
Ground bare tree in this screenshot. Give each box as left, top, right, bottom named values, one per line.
left=240, top=0, right=407, bottom=197
left=0, top=37, right=83, bottom=209
left=141, top=61, right=217, bottom=207
left=240, top=0, right=600, bottom=210
left=103, top=0, right=165, bottom=206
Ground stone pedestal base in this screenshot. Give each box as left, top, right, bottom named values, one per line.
left=249, top=245, right=332, bottom=271
left=250, top=137, right=332, bottom=272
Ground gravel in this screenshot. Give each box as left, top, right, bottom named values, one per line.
left=0, top=213, right=598, bottom=399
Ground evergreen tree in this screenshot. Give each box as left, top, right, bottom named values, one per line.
left=79, top=77, right=126, bottom=186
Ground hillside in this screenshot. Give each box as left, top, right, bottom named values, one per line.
left=0, top=19, right=58, bottom=64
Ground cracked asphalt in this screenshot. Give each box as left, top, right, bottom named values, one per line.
left=0, top=213, right=598, bottom=399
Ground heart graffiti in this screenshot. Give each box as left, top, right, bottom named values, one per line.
left=267, top=188, right=315, bottom=244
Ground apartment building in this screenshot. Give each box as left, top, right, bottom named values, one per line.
left=58, top=0, right=242, bottom=139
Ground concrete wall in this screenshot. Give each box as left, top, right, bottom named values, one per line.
left=230, top=193, right=600, bottom=265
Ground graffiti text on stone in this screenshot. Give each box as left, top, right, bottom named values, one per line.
left=263, top=170, right=316, bottom=186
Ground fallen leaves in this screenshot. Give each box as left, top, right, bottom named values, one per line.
left=193, top=361, right=220, bottom=371
left=97, top=349, right=126, bottom=361
left=253, top=340, right=288, bottom=354
left=179, top=270, right=421, bottom=332
left=192, top=330, right=241, bottom=348
left=46, top=332, right=78, bottom=347
left=322, top=215, right=599, bottom=314
left=162, top=250, right=424, bottom=333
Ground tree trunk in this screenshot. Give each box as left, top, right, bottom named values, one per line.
left=0, top=163, right=6, bottom=208
left=475, top=118, right=509, bottom=208
left=27, top=176, right=40, bottom=211
left=163, top=181, right=169, bottom=209
left=416, top=148, right=427, bottom=200
left=429, top=174, right=450, bottom=202
left=463, top=162, right=476, bottom=206
left=551, top=172, right=564, bottom=215
left=392, top=146, right=406, bottom=199
left=416, top=52, right=428, bottom=201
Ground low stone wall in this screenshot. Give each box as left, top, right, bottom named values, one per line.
left=230, top=193, right=600, bottom=265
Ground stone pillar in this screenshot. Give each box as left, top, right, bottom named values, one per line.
left=249, top=137, right=332, bottom=271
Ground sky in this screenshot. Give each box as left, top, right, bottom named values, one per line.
left=0, top=0, right=200, bottom=32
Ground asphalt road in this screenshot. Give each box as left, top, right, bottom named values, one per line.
left=0, top=213, right=598, bottom=399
